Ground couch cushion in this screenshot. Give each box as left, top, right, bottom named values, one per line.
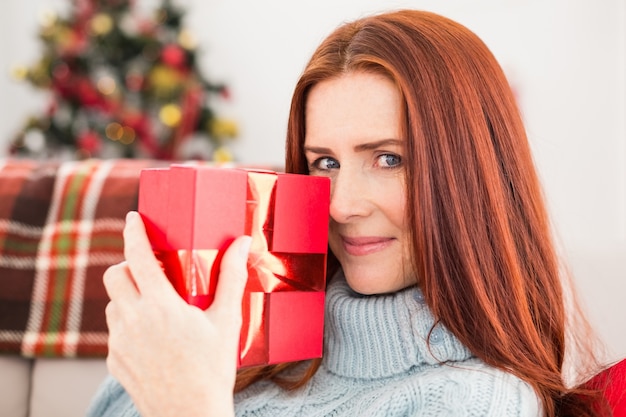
left=29, top=358, right=109, bottom=417
left=0, top=356, right=32, bottom=417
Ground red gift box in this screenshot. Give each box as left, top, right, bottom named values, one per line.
left=138, top=165, right=330, bottom=367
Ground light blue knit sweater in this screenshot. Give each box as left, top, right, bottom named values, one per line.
left=87, top=271, right=542, bottom=416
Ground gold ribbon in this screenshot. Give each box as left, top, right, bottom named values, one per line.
left=239, top=171, right=326, bottom=366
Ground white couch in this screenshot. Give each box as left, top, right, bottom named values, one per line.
left=0, top=356, right=108, bottom=417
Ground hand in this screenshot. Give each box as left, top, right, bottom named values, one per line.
left=104, top=211, right=251, bottom=417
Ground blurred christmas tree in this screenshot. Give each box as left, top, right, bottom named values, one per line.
left=9, top=0, right=237, bottom=161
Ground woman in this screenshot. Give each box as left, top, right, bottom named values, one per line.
left=89, top=9, right=607, bottom=417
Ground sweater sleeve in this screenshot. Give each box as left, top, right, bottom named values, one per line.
left=85, top=375, right=141, bottom=417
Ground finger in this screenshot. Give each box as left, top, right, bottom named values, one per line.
left=103, top=262, right=139, bottom=302
left=210, top=235, right=252, bottom=315
left=104, top=300, right=120, bottom=331
left=123, top=211, right=173, bottom=296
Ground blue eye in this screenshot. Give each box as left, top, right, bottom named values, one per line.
left=378, top=154, right=402, bottom=168
left=312, top=157, right=340, bottom=171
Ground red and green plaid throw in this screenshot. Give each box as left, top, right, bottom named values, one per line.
left=0, top=158, right=167, bottom=357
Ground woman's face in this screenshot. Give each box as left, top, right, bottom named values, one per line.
left=304, top=71, right=415, bottom=295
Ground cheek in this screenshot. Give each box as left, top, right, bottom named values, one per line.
left=386, top=183, right=412, bottom=259
left=392, top=200, right=408, bottom=230
left=327, top=222, right=342, bottom=250
left=384, top=184, right=408, bottom=230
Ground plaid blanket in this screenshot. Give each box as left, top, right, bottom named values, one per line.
left=0, top=158, right=167, bottom=358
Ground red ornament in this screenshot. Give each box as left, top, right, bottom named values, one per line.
left=125, top=72, right=144, bottom=91
left=52, top=62, right=71, bottom=83
left=77, top=130, right=102, bottom=155
left=76, top=0, right=95, bottom=21
left=76, top=78, right=101, bottom=107
left=51, top=71, right=75, bottom=101
left=59, top=29, right=88, bottom=57
left=137, top=19, right=157, bottom=36
left=161, top=44, right=187, bottom=69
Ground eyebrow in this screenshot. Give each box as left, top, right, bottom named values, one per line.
left=304, top=138, right=403, bottom=154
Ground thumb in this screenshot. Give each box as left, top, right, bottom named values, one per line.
left=209, top=236, right=252, bottom=315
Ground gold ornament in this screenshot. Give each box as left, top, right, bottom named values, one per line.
left=209, top=118, right=238, bottom=139
left=159, top=104, right=182, bottom=127
left=212, top=146, right=234, bottom=163
left=148, top=65, right=184, bottom=98
left=11, top=66, right=29, bottom=81
left=90, top=13, right=114, bottom=36
left=53, top=25, right=75, bottom=50
left=28, top=58, right=52, bottom=87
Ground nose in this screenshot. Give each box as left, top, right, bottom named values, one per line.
left=329, top=166, right=372, bottom=223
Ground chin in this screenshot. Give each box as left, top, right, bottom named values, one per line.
left=343, top=273, right=398, bottom=296
left=341, top=265, right=415, bottom=296
left=346, top=281, right=378, bottom=295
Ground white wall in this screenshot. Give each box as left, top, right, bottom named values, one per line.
left=1, top=0, right=625, bottom=363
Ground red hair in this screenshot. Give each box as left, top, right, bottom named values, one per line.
left=239, top=10, right=607, bottom=416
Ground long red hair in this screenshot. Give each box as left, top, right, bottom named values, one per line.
left=238, top=10, right=608, bottom=416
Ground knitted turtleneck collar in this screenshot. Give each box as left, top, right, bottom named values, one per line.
left=322, top=270, right=473, bottom=380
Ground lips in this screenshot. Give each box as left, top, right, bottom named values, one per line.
left=340, top=235, right=395, bottom=256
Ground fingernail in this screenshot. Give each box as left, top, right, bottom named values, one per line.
left=239, top=236, right=252, bottom=258
left=126, top=211, right=139, bottom=224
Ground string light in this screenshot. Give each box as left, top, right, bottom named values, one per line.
left=97, top=75, right=117, bottom=96
left=105, top=122, right=123, bottom=141
left=178, top=29, right=197, bottom=50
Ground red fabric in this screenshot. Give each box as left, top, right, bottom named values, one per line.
left=587, top=359, right=626, bottom=416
